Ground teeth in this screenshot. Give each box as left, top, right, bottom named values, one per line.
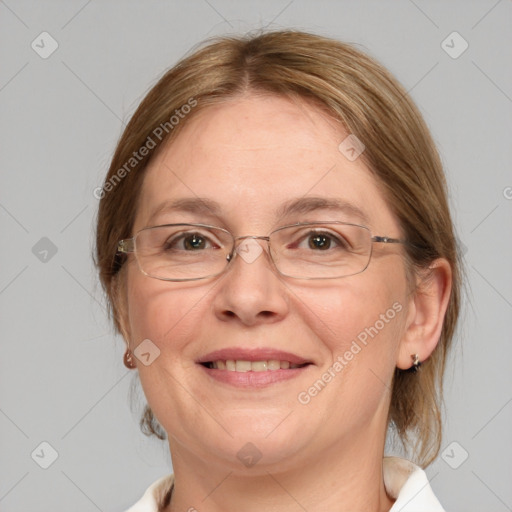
left=268, top=359, right=280, bottom=370
left=235, top=360, right=252, bottom=372
left=251, top=361, right=267, bottom=372
left=210, top=360, right=303, bottom=371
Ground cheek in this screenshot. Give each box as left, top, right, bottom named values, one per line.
left=125, top=268, right=217, bottom=360
left=292, top=277, right=402, bottom=349
left=290, top=266, right=408, bottom=402
left=291, top=277, right=405, bottom=421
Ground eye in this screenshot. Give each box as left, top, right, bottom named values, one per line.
left=295, top=230, right=349, bottom=251
left=182, top=233, right=208, bottom=250
left=308, top=233, right=333, bottom=250
left=164, top=231, right=217, bottom=251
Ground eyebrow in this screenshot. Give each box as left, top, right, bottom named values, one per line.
left=147, top=196, right=370, bottom=226
left=147, top=197, right=222, bottom=226
left=275, top=197, right=370, bottom=225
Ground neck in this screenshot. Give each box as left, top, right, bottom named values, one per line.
left=164, top=431, right=395, bottom=512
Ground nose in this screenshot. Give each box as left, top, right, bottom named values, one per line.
left=212, top=238, right=289, bottom=326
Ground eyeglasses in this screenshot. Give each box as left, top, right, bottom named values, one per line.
left=117, top=222, right=407, bottom=281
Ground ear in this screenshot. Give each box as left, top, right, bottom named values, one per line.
left=396, top=258, right=452, bottom=370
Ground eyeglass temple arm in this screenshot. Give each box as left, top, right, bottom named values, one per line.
left=117, top=239, right=135, bottom=253
left=371, top=236, right=406, bottom=245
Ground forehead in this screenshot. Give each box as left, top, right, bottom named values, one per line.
left=134, top=94, right=398, bottom=233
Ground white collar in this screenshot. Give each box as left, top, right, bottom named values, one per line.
left=126, top=456, right=444, bottom=511
left=385, top=457, right=444, bottom=511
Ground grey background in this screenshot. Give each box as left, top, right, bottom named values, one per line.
left=1, top=0, right=511, bottom=510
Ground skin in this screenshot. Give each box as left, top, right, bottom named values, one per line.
left=118, top=94, right=452, bottom=512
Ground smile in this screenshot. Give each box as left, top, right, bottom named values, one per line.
left=202, top=360, right=307, bottom=371
left=197, top=348, right=313, bottom=387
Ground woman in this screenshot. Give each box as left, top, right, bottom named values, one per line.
left=95, top=30, right=460, bottom=511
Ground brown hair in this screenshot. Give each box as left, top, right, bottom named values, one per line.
left=95, top=30, right=461, bottom=467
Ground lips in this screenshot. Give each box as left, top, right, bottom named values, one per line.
left=197, top=348, right=311, bottom=368
left=197, top=348, right=313, bottom=387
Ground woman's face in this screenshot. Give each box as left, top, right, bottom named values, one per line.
left=123, top=94, right=412, bottom=471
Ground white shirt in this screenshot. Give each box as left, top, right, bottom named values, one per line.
left=126, top=456, right=444, bottom=511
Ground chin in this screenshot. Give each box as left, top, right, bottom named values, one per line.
left=190, top=412, right=317, bottom=471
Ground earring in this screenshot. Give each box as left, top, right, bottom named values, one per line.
left=411, top=353, right=421, bottom=372
left=124, top=349, right=137, bottom=369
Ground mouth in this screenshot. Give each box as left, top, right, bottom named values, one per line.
left=196, top=348, right=313, bottom=387
left=200, top=360, right=309, bottom=371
